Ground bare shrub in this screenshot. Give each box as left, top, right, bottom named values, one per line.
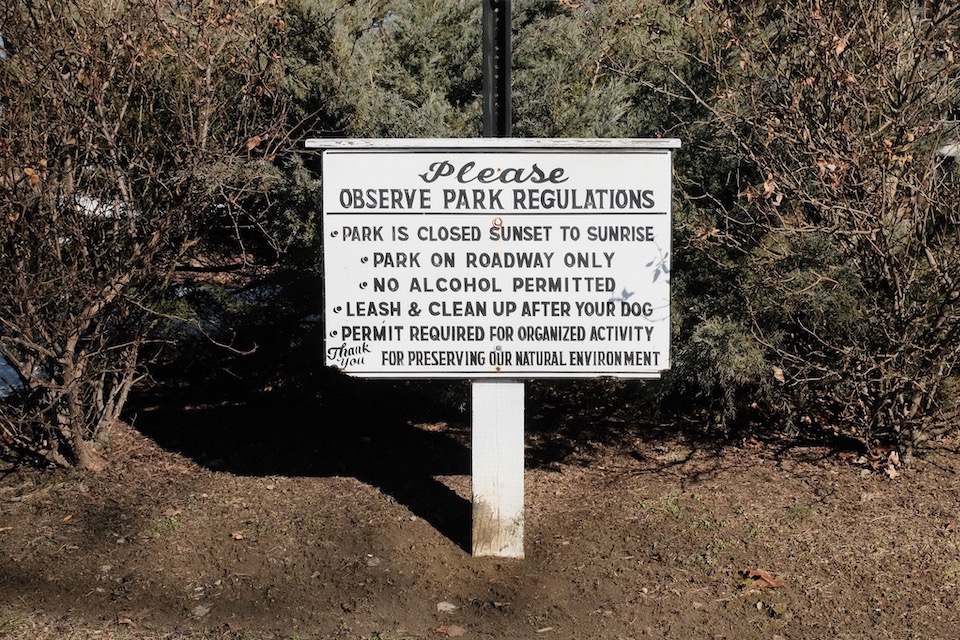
left=0, top=0, right=289, bottom=468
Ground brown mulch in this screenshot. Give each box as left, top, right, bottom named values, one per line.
left=2, top=407, right=960, bottom=639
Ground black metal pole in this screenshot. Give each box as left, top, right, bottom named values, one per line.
left=482, top=0, right=511, bottom=138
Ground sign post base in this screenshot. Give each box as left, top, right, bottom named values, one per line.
left=471, top=380, right=524, bottom=558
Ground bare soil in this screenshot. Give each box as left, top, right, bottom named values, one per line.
left=3, top=376, right=960, bottom=639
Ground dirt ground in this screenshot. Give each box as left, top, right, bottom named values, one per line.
left=3, top=376, right=960, bottom=640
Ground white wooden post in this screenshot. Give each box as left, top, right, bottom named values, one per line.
left=471, top=380, right=524, bottom=558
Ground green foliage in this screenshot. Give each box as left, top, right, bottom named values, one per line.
left=284, top=0, right=483, bottom=138
left=672, top=316, right=770, bottom=425
left=511, top=1, right=695, bottom=138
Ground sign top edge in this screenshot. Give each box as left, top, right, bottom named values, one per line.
left=304, top=137, right=681, bottom=150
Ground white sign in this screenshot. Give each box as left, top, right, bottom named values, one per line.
left=319, top=142, right=677, bottom=378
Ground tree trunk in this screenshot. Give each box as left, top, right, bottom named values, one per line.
left=72, top=434, right=106, bottom=472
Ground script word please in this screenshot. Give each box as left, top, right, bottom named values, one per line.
left=418, top=161, right=568, bottom=185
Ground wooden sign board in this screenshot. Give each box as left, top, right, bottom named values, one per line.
left=313, top=139, right=678, bottom=380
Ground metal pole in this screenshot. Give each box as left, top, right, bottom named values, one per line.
left=482, top=0, right=511, bottom=138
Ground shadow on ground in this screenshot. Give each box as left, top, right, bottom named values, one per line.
left=129, top=366, right=476, bottom=550
left=127, top=368, right=744, bottom=552
left=128, top=347, right=863, bottom=551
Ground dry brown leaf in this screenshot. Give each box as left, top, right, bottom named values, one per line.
left=834, top=35, right=848, bottom=56
left=763, top=174, right=777, bottom=198
left=435, top=624, right=468, bottom=637
left=743, top=568, right=786, bottom=588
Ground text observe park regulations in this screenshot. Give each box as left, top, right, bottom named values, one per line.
left=320, top=142, right=677, bottom=378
